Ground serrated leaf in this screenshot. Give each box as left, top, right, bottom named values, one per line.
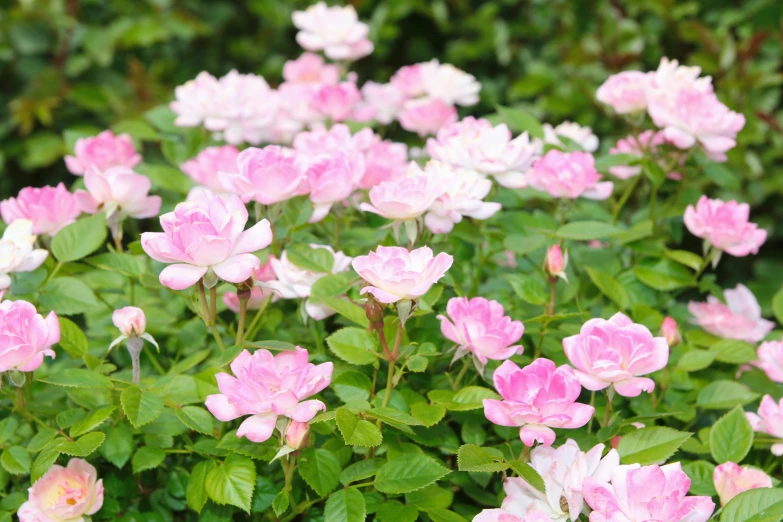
left=57, top=317, right=88, bottom=356
left=457, top=444, right=508, bottom=472
left=40, top=369, right=113, bottom=389
left=187, top=459, right=216, bottom=513
left=176, top=406, right=214, bottom=435
left=332, top=371, right=372, bottom=403
left=0, top=446, right=30, bottom=475
left=27, top=429, right=57, bottom=454
left=340, top=458, right=385, bottom=486
left=428, top=508, right=469, bottom=522
left=51, top=212, right=107, bottom=262
left=324, top=487, right=366, bottom=522
left=273, top=490, right=290, bottom=516
left=57, top=432, right=105, bottom=457
left=406, top=355, right=428, bottom=372
left=205, top=454, right=256, bottom=513
left=697, top=380, right=759, bottom=410
left=665, top=250, right=703, bottom=271
left=326, top=327, right=378, bottom=365
left=32, top=438, right=63, bottom=482
left=287, top=244, right=334, bottom=273
left=505, top=274, right=548, bottom=306
left=682, top=461, right=717, bottom=497
left=132, top=446, right=166, bottom=473
left=677, top=349, right=717, bottom=372
left=298, top=448, right=341, bottom=497
left=374, top=454, right=451, bottom=494
left=39, top=277, right=100, bottom=315
left=376, top=500, right=418, bottom=522
left=100, top=424, right=134, bottom=469
left=773, top=287, right=783, bottom=325
left=586, top=268, right=629, bottom=310
left=217, top=430, right=275, bottom=461
left=70, top=406, right=115, bottom=437
left=336, top=409, right=382, bottom=447
left=618, top=427, right=691, bottom=465
left=633, top=259, right=696, bottom=291
left=712, top=340, right=757, bottom=364
left=508, top=460, right=546, bottom=494
left=410, top=403, right=447, bottom=428
left=711, top=406, right=753, bottom=464
left=363, top=407, right=422, bottom=435
left=121, top=386, right=164, bottom=428
left=448, top=386, right=500, bottom=411
left=721, top=488, right=783, bottom=522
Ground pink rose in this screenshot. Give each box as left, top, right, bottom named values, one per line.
left=75, top=166, right=162, bottom=220
left=754, top=341, right=783, bottom=383
left=361, top=140, right=408, bottom=189
left=292, top=2, right=373, bottom=61
left=64, top=130, right=141, bottom=176
left=661, top=316, right=681, bottom=347
left=140, top=190, right=272, bottom=291
left=391, top=64, right=425, bottom=98
left=688, top=284, right=773, bottom=344
left=283, top=52, right=340, bottom=85
left=596, top=71, right=651, bottom=113
left=563, top=312, right=669, bottom=397
left=304, top=151, right=364, bottom=222
left=0, top=299, right=58, bottom=373
left=220, top=146, right=309, bottom=205
left=423, top=163, right=501, bottom=234
left=180, top=145, right=239, bottom=195
left=527, top=150, right=613, bottom=200
left=684, top=196, right=766, bottom=257
left=360, top=81, right=406, bottom=125
left=714, top=462, right=772, bottom=506
left=112, top=306, right=146, bottom=337
left=747, top=395, right=783, bottom=456
left=398, top=98, right=458, bottom=137
left=483, top=359, right=594, bottom=447
left=312, top=82, right=362, bottom=122
left=544, top=245, right=567, bottom=281
left=205, top=347, right=333, bottom=442
left=18, top=458, right=103, bottom=522
left=223, top=257, right=278, bottom=313
left=543, top=121, right=599, bottom=152
left=473, top=509, right=552, bottom=522
left=352, top=245, right=453, bottom=304
left=1, top=183, right=83, bottom=236
left=583, top=463, right=715, bottom=522
left=438, top=296, right=523, bottom=371
left=360, top=163, right=445, bottom=221
left=418, top=60, right=481, bottom=106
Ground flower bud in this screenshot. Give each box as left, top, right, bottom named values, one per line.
left=661, top=316, right=680, bottom=347
left=112, top=306, right=146, bottom=337
left=365, top=293, right=385, bottom=325
left=285, top=421, right=310, bottom=450
left=544, top=245, right=568, bottom=282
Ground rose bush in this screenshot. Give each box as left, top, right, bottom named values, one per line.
left=0, top=2, right=783, bottom=522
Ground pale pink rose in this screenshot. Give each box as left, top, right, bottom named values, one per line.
left=648, top=57, right=713, bottom=96
left=180, top=145, right=239, bottom=195
left=754, top=341, right=783, bottom=383
left=0, top=220, right=48, bottom=291
left=75, top=166, right=161, bottom=220
left=418, top=60, right=481, bottom=106
left=483, top=359, right=594, bottom=447
left=272, top=82, right=322, bottom=140
left=527, top=150, right=614, bottom=200
left=360, top=81, right=406, bottom=125
left=285, top=420, right=311, bottom=450
left=583, top=463, right=715, bottom=522
left=205, top=347, right=333, bottom=442
left=399, top=98, right=458, bottom=136
left=0, top=299, right=58, bottom=373
left=312, top=82, right=362, bottom=122
left=1, top=183, right=82, bottom=236
left=266, top=246, right=353, bottom=320
left=423, top=163, right=501, bottom=234
left=293, top=123, right=356, bottom=155
left=596, top=71, right=651, bottom=114
left=543, top=121, right=599, bottom=152
left=473, top=509, right=552, bottom=522
left=64, top=130, right=141, bottom=176
left=714, top=462, right=772, bottom=506
left=608, top=130, right=678, bottom=180
left=563, top=312, right=669, bottom=397
left=112, top=306, right=146, bottom=337
left=304, top=152, right=364, bottom=223
left=360, top=162, right=446, bottom=221
left=283, top=52, right=340, bottom=85
left=140, top=190, right=272, bottom=291
left=18, top=458, right=103, bottom=522
left=544, top=245, right=567, bottom=281
left=438, top=296, right=523, bottom=372
left=361, top=140, right=408, bottom=189
left=684, top=196, right=766, bottom=257
left=502, top=440, right=619, bottom=521
left=223, top=257, right=279, bottom=313
left=661, top=316, right=681, bottom=347
left=391, top=64, right=425, bottom=97
left=747, top=395, right=783, bottom=456
left=688, top=284, right=773, bottom=343
left=292, top=2, right=373, bottom=61
left=352, top=246, right=453, bottom=304
left=220, top=146, right=309, bottom=205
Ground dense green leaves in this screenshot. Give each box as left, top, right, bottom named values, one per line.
left=457, top=444, right=508, bottom=472
left=710, top=406, right=754, bottom=464
left=324, top=488, right=366, bottom=522
left=326, top=328, right=378, bottom=365
left=121, top=386, right=165, bottom=428
left=697, top=381, right=760, bottom=410
left=375, top=454, right=451, bottom=494
left=618, top=427, right=691, bottom=465
left=205, top=455, right=257, bottom=513
left=51, top=213, right=108, bottom=262
left=298, top=448, right=342, bottom=497
left=721, top=488, right=783, bottom=522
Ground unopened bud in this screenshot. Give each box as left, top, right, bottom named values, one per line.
left=285, top=421, right=310, bottom=450
left=365, top=293, right=384, bottom=325
left=661, top=316, right=680, bottom=347
left=544, top=245, right=568, bottom=282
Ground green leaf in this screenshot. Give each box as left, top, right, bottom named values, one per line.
left=697, top=380, right=760, bottom=410
left=682, top=461, right=717, bottom=496
left=51, top=213, right=107, bottom=262
left=39, top=277, right=100, bottom=315
left=187, top=460, right=216, bottom=513
left=121, top=386, right=164, bottom=428
left=710, top=406, right=754, bottom=464
left=70, top=406, right=115, bottom=437
left=428, top=509, right=469, bottom=522
left=556, top=221, right=622, bottom=240
left=586, top=268, right=629, bottom=310
left=665, top=250, right=703, bottom=271
left=136, top=163, right=193, bottom=194
left=508, top=460, right=546, bottom=494
left=376, top=500, right=418, bottom=522
left=32, top=439, right=61, bottom=481
left=374, top=454, right=451, bottom=494
left=100, top=424, right=134, bottom=469
left=505, top=274, right=549, bottom=306
left=324, top=487, right=366, bottom=522
left=410, top=403, right=446, bottom=428
left=298, top=448, right=341, bottom=497
left=319, top=296, right=370, bottom=327
left=721, top=488, right=783, bottom=522
left=287, top=244, right=334, bottom=273
left=363, top=407, right=422, bottom=435
left=340, top=458, right=385, bottom=486
left=0, top=446, right=30, bottom=475
left=633, top=259, right=696, bottom=291
left=503, top=234, right=548, bottom=256
left=448, top=386, right=500, bottom=411
left=205, top=454, right=257, bottom=513
left=703, top=163, right=740, bottom=190
left=712, top=339, right=757, bottom=364
left=406, top=355, right=428, bottom=372
left=773, top=287, right=783, bottom=325
left=273, top=490, right=290, bottom=516
left=85, top=252, right=146, bottom=276
left=326, top=327, right=378, bottom=365
left=176, top=406, right=214, bottom=435
left=677, top=350, right=717, bottom=372
left=26, top=429, right=57, bottom=453
left=310, top=271, right=357, bottom=302
left=40, top=369, right=113, bottom=389
left=57, top=317, right=89, bottom=356
left=457, top=444, right=508, bottom=472
left=132, top=446, right=166, bottom=473
left=594, top=153, right=640, bottom=172
left=617, top=427, right=691, bottom=465
left=336, top=409, right=383, bottom=447
left=494, top=105, right=544, bottom=139
left=57, top=432, right=105, bottom=457
left=642, top=160, right=666, bottom=186
left=217, top=430, right=275, bottom=461
left=332, top=371, right=372, bottom=403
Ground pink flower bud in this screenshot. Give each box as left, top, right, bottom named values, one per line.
left=112, top=306, right=146, bottom=337
left=285, top=421, right=311, bottom=450
left=661, top=316, right=681, bottom=347
left=544, top=245, right=568, bottom=281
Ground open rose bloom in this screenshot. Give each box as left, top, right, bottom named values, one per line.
left=292, top=2, right=373, bottom=61
left=527, top=150, right=613, bottom=200
left=360, top=162, right=446, bottom=221
left=1, top=183, right=83, bottom=236
left=746, top=395, right=783, bottom=456
left=220, top=145, right=309, bottom=205
left=76, top=166, right=161, bottom=220
left=0, top=299, right=58, bottom=373
left=64, top=130, right=141, bottom=175
left=223, top=256, right=279, bottom=313
left=205, top=347, right=332, bottom=442
left=180, top=145, right=240, bottom=195
left=423, top=163, right=501, bottom=234
left=684, top=195, right=767, bottom=257
left=713, top=462, right=772, bottom=506
left=0, top=219, right=49, bottom=291
left=754, top=340, right=783, bottom=382
left=688, top=284, right=773, bottom=343
left=18, top=458, right=103, bottom=522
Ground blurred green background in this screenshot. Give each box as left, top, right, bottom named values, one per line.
left=1, top=0, right=782, bottom=297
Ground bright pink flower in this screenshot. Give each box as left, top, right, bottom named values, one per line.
left=608, top=130, right=677, bottom=180
left=483, top=359, right=594, bottom=447
left=754, top=341, right=783, bottom=383
left=312, top=82, right=362, bottom=122
left=391, top=64, right=425, bottom=97
left=438, top=297, right=523, bottom=371
left=684, top=196, right=766, bottom=257
left=285, top=420, right=311, bottom=450
left=361, top=140, right=408, bottom=189
left=75, top=166, right=161, bottom=219
left=714, top=462, right=772, bottom=506
left=596, top=71, right=651, bottom=114
left=583, top=463, right=715, bottom=522
left=527, top=150, right=613, bottom=200
left=688, top=284, right=773, bottom=343
left=304, top=152, right=364, bottom=222
left=0, top=299, right=58, bottom=373
left=360, top=163, right=445, bottom=221
left=661, top=316, right=681, bottom=347
left=140, top=190, right=272, bottom=291
left=563, top=312, right=669, bottom=397
left=399, top=98, right=458, bottom=136
left=180, top=145, right=239, bottom=195
left=205, top=347, right=333, bottom=442
left=747, top=395, right=783, bottom=456
left=112, top=306, right=146, bottom=337
left=223, top=257, right=278, bottom=313
left=283, top=52, right=340, bottom=85
left=220, top=146, right=309, bottom=205
left=544, top=245, right=567, bottom=281
left=1, top=183, right=82, bottom=236
left=423, top=163, right=501, bottom=234
left=543, top=121, right=599, bottom=152
left=473, top=509, right=552, bottom=522
left=18, top=458, right=103, bottom=522
left=292, top=2, right=373, bottom=61
left=352, top=246, right=453, bottom=304
left=360, top=81, right=406, bottom=125
left=64, top=130, right=141, bottom=176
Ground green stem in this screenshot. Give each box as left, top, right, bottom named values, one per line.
left=380, top=359, right=395, bottom=409
left=451, top=359, right=471, bottom=391
left=612, top=176, right=642, bottom=224
left=244, top=295, right=271, bottom=342
left=236, top=296, right=248, bottom=346
left=144, top=344, right=165, bottom=375
left=209, top=325, right=226, bottom=354
left=602, top=389, right=614, bottom=428
left=209, top=285, right=217, bottom=325
left=43, top=262, right=63, bottom=287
